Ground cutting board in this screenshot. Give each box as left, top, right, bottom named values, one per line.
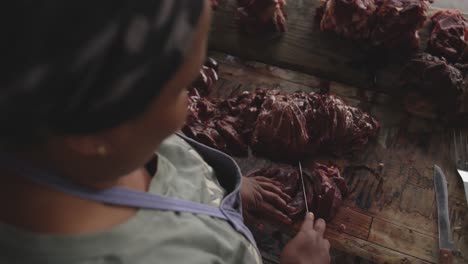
left=207, top=51, right=468, bottom=264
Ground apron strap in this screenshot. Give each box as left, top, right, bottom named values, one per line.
left=0, top=153, right=227, bottom=220
left=0, top=136, right=258, bottom=248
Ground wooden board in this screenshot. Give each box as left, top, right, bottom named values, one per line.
left=207, top=51, right=468, bottom=264
left=209, top=0, right=468, bottom=97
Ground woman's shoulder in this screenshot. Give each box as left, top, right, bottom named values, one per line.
left=0, top=210, right=258, bottom=264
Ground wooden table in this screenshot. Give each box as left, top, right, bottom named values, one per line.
left=207, top=1, right=468, bottom=262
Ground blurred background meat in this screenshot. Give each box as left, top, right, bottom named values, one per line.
left=236, top=0, right=287, bottom=33
left=428, top=10, right=468, bottom=63
left=316, top=0, right=428, bottom=49
left=400, top=52, right=467, bottom=116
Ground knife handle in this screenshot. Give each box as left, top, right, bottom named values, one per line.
left=440, top=248, right=453, bottom=264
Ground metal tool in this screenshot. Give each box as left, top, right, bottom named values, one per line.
left=298, top=161, right=309, bottom=213
left=434, top=164, right=454, bottom=264
left=453, top=129, right=468, bottom=204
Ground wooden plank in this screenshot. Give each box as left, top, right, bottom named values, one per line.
left=368, top=218, right=438, bottom=262
left=328, top=206, right=372, bottom=240
left=209, top=0, right=468, bottom=96
left=326, top=228, right=432, bottom=264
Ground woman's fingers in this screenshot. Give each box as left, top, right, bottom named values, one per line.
left=258, top=202, right=292, bottom=225
left=257, top=181, right=292, bottom=202
left=261, top=189, right=296, bottom=213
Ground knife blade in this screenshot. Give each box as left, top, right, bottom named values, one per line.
left=298, top=161, right=309, bottom=213
left=434, top=164, right=454, bottom=264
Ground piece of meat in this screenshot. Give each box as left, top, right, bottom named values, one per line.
left=189, top=57, right=219, bottom=97
left=308, top=93, right=381, bottom=154
left=312, top=163, right=348, bottom=220
left=184, top=88, right=380, bottom=160
left=245, top=163, right=348, bottom=222
left=316, top=0, right=428, bottom=50
left=401, top=53, right=467, bottom=115
left=428, top=10, right=468, bottom=63
left=236, top=0, right=287, bottom=34
left=250, top=90, right=311, bottom=161
left=319, top=0, right=377, bottom=40
left=371, top=0, right=428, bottom=49
left=182, top=121, right=229, bottom=153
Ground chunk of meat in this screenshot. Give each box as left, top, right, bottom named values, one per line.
left=371, top=0, right=428, bottom=49
left=319, top=0, right=377, bottom=40
left=245, top=163, right=348, bottom=222
left=401, top=53, right=467, bottom=115
left=184, top=88, right=380, bottom=161
left=316, top=0, right=428, bottom=49
left=428, top=10, right=468, bottom=63
left=190, top=57, right=219, bottom=96
left=237, top=0, right=287, bottom=34
left=309, top=93, right=381, bottom=154
left=250, top=91, right=311, bottom=161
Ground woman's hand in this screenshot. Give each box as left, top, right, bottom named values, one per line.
left=240, top=176, right=296, bottom=225
left=280, top=213, right=331, bottom=264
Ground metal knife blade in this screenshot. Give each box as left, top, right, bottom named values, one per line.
left=434, top=165, right=454, bottom=252
left=298, top=161, right=309, bottom=213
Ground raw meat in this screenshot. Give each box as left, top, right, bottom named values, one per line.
left=245, top=163, right=349, bottom=222
left=371, top=0, right=428, bottom=49
left=316, top=0, right=428, bottom=49
left=236, top=0, right=287, bottom=34
left=183, top=94, right=250, bottom=156
left=250, top=91, right=311, bottom=160
left=428, top=10, right=468, bottom=63
left=319, top=0, right=377, bottom=40
left=307, top=93, right=381, bottom=155
left=190, top=57, right=219, bottom=96
left=401, top=53, right=467, bottom=115
left=184, top=88, right=380, bottom=161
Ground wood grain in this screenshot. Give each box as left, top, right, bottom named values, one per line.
left=368, top=218, right=438, bottom=262
left=326, top=228, right=432, bottom=264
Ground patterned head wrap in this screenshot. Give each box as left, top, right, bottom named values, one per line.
left=0, top=0, right=205, bottom=144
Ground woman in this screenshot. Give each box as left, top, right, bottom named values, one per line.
left=0, top=1, right=330, bottom=263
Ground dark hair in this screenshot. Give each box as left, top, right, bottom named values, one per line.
left=0, top=0, right=204, bottom=148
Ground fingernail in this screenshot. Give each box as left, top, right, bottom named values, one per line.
left=287, top=206, right=297, bottom=212
left=308, top=212, right=314, bottom=217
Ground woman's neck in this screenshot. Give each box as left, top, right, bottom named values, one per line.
left=0, top=167, right=152, bottom=235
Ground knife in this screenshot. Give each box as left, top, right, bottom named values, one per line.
left=434, top=164, right=454, bottom=264
left=298, top=161, right=309, bottom=213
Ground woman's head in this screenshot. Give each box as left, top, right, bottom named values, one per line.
left=1, top=0, right=211, bottom=186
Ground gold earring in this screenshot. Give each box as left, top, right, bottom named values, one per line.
left=97, top=145, right=108, bottom=157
